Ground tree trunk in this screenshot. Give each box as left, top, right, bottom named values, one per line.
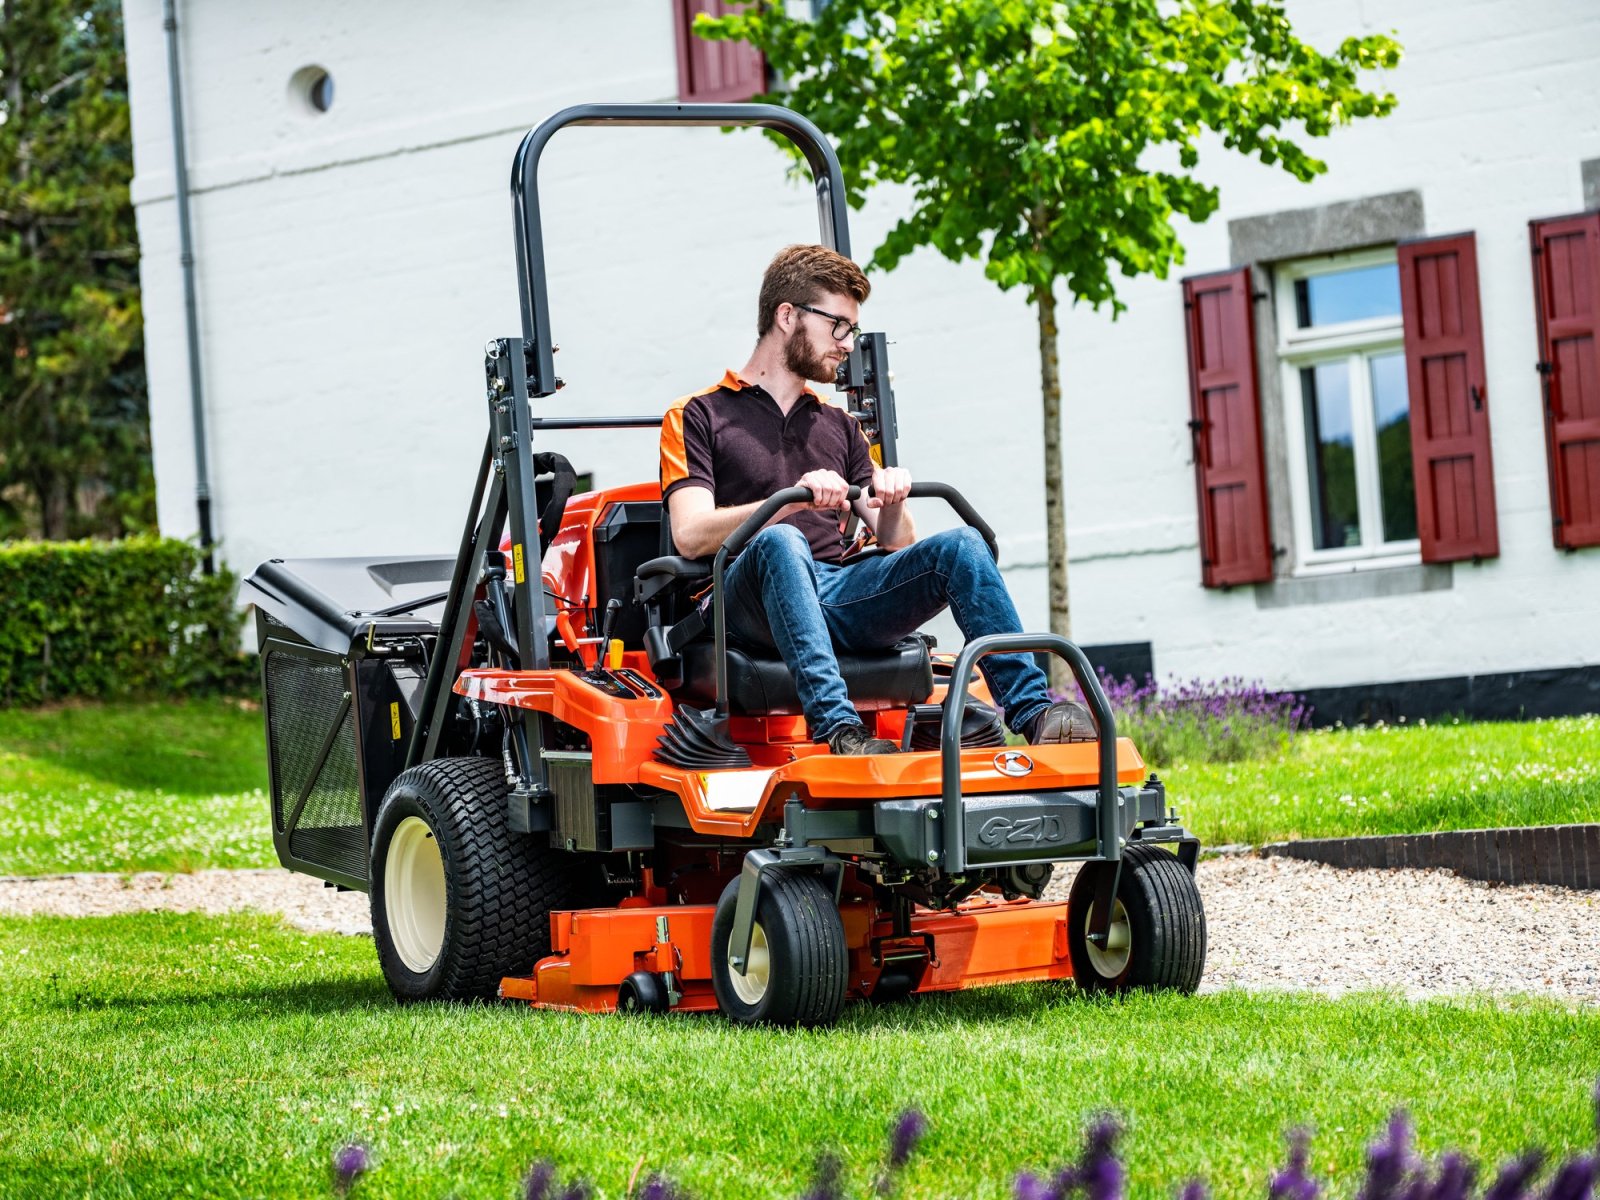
left=1034, top=284, right=1072, bottom=693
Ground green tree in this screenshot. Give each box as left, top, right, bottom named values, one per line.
left=699, top=0, right=1401, bottom=685
left=0, top=0, right=151, bottom=541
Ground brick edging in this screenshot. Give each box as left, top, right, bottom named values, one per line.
left=1259, top=824, right=1600, bottom=890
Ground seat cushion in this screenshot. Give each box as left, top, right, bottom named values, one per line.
left=675, top=636, right=934, bottom=716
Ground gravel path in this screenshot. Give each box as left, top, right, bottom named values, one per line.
left=3, top=857, right=1596, bottom=1003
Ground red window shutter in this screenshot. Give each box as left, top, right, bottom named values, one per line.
left=1181, top=267, right=1273, bottom=588
left=673, top=0, right=766, bottom=103
left=1397, top=233, right=1500, bottom=562
left=1529, top=212, right=1600, bottom=550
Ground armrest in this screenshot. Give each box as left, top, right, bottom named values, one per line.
left=636, top=555, right=711, bottom=582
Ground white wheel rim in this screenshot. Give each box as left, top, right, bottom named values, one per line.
left=729, top=922, right=771, bottom=1006
left=386, top=815, right=446, bottom=973
left=1084, top=897, right=1132, bottom=978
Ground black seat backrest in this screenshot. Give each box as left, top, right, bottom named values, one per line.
left=592, top=500, right=663, bottom=649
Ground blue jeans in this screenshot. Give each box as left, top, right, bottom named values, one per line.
left=722, top=524, right=1053, bottom=741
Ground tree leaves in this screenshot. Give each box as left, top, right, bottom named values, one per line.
left=698, top=0, right=1401, bottom=308
left=0, top=0, right=150, bottom=540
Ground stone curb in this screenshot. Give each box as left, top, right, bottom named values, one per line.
left=1260, top=824, right=1600, bottom=890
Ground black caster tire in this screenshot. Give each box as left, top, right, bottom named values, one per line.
left=618, top=971, right=669, bottom=1015
left=710, top=870, right=848, bottom=1027
left=1065, top=843, right=1206, bottom=994
left=369, top=756, right=600, bottom=1003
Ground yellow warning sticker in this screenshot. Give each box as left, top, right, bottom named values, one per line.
left=390, top=701, right=401, bottom=740
left=513, top=542, right=526, bottom=583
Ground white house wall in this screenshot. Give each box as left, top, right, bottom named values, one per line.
left=122, top=0, right=1600, bottom=693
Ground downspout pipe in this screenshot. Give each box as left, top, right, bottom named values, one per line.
left=161, top=0, right=214, bottom=574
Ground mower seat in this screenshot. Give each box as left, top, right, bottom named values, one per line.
left=675, top=635, right=933, bottom=715
left=633, top=548, right=935, bottom=716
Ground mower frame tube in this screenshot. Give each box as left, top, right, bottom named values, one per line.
left=512, top=103, right=851, bottom=398
left=939, top=634, right=1121, bottom=875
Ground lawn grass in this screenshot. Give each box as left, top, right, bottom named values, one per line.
left=2, top=704, right=1599, bottom=875
left=1165, top=715, right=1600, bottom=847
left=0, top=698, right=272, bottom=875
left=1, top=911, right=1595, bottom=1200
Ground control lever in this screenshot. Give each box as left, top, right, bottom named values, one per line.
left=578, top=599, right=632, bottom=698
left=599, top=597, right=622, bottom=652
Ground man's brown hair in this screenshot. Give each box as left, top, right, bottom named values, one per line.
left=757, top=244, right=870, bottom=337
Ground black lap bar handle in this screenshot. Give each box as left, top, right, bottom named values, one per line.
left=710, top=481, right=1001, bottom=718
left=939, top=633, right=1121, bottom=874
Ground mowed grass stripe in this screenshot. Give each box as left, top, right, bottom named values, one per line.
left=0, top=698, right=273, bottom=874
left=0, top=912, right=1595, bottom=1199
left=1167, top=716, right=1600, bottom=846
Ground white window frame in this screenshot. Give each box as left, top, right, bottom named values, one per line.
left=1275, top=247, right=1420, bottom=576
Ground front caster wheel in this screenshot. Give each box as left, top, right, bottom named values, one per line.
left=710, top=870, right=848, bottom=1027
left=1066, top=843, right=1206, bottom=994
left=617, top=971, right=669, bottom=1015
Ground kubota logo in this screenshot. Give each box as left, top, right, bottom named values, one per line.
left=993, top=750, right=1034, bottom=777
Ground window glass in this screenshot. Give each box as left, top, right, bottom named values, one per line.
left=1293, top=263, right=1401, bottom=328
left=1370, top=352, right=1417, bottom=543
left=1301, top=362, right=1360, bottom=550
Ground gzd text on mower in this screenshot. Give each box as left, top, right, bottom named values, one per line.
left=241, top=103, right=1207, bottom=1027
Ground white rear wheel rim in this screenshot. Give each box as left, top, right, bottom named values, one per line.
left=729, top=922, right=771, bottom=1006
left=386, top=815, right=446, bottom=973
left=1084, top=897, right=1132, bottom=978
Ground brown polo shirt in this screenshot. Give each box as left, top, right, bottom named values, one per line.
left=661, top=369, right=877, bottom=564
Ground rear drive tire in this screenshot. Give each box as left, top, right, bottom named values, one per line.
left=369, top=756, right=599, bottom=1002
left=1065, top=843, right=1206, bottom=994
left=710, top=871, right=848, bottom=1027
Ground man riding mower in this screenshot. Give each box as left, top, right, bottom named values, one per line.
left=242, top=102, right=1207, bottom=1027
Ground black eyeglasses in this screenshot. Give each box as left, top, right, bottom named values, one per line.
left=792, top=302, right=862, bottom=342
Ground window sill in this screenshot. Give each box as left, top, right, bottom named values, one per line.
left=1254, top=561, right=1451, bottom=610
left=1291, top=548, right=1423, bottom=578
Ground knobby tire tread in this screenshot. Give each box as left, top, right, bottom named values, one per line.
left=376, top=756, right=595, bottom=1002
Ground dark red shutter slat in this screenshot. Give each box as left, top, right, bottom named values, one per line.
left=1181, top=268, right=1273, bottom=587
left=1530, top=212, right=1600, bottom=550
left=674, top=0, right=766, bottom=103
left=1397, top=233, right=1500, bottom=562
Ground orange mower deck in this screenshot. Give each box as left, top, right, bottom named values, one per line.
left=500, top=893, right=1074, bottom=1014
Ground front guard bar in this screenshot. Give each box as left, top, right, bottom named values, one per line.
left=940, top=633, right=1121, bottom=874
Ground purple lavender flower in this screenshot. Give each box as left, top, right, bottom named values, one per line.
left=637, top=1175, right=681, bottom=1200
left=889, top=1110, right=927, bottom=1169
left=523, top=1160, right=557, bottom=1200
left=1540, top=1156, right=1596, bottom=1200
left=1077, top=1115, right=1125, bottom=1200
left=1358, top=1112, right=1417, bottom=1200
left=1427, top=1154, right=1478, bottom=1200
left=558, top=1183, right=592, bottom=1200
left=1179, top=1180, right=1211, bottom=1200
left=1013, top=1171, right=1050, bottom=1200
left=1270, top=1128, right=1320, bottom=1200
left=800, top=1152, right=844, bottom=1200
left=1484, top=1152, right=1546, bottom=1200
left=331, top=1142, right=369, bottom=1195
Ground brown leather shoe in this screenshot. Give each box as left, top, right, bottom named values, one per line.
left=1026, top=700, right=1098, bottom=743
left=826, top=722, right=902, bottom=755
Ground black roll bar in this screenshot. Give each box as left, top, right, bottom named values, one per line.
left=511, top=103, right=853, bottom=399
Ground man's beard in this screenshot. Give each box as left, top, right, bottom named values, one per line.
left=783, top=326, right=841, bottom=385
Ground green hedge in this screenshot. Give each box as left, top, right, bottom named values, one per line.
left=0, top=537, right=251, bottom=707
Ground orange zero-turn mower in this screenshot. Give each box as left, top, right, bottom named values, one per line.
left=241, top=103, right=1206, bottom=1027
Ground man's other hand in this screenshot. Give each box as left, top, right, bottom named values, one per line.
left=867, top=466, right=912, bottom=509
left=795, top=469, right=851, bottom=509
